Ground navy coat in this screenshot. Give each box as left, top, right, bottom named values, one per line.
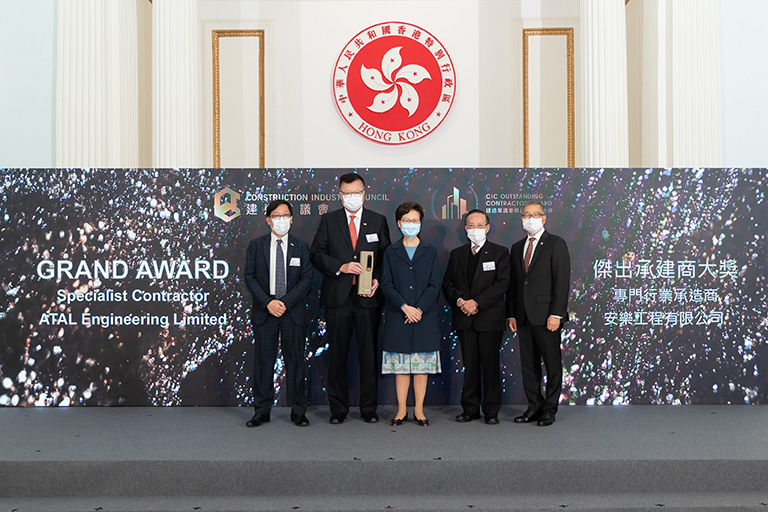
left=380, top=239, right=443, bottom=354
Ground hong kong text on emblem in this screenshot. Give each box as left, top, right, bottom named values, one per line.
left=332, top=22, right=456, bottom=145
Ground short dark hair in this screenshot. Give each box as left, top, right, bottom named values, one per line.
left=265, top=200, right=293, bottom=217
left=395, top=201, right=424, bottom=223
left=339, top=173, right=365, bottom=188
left=522, top=200, right=545, bottom=212
left=463, top=208, right=490, bottom=226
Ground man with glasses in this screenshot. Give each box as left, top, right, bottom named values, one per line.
left=244, top=200, right=313, bottom=427
left=443, top=209, right=510, bottom=424
left=507, top=200, right=571, bottom=427
left=311, top=173, right=391, bottom=424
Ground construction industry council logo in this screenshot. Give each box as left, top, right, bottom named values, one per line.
left=431, top=186, right=479, bottom=220
left=332, top=21, right=456, bottom=145
left=214, top=187, right=241, bottom=222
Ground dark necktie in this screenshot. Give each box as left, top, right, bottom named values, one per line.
left=349, top=215, right=357, bottom=284
left=275, top=239, right=286, bottom=298
left=523, top=237, right=535, bottom=274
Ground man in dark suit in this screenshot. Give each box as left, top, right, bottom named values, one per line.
left=443, top=209, right=510, bottom=424
left=310, top=173, right=391, bottom=424
left=507, top=200, right=570, bottom=427
left=244, top=200, right=313, bottom=427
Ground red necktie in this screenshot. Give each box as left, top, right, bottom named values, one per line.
left=472, top=244, right=479, bottom=255
left=349, top=215, right=357, bottom=284
left=523, top=237, right=535, bottom=273
left=349, top=215, right=357, bottom=250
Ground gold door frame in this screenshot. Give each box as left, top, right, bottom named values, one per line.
left=522, top=28, right=575, bottom=168
left=212, top=29, right=265, bottom=168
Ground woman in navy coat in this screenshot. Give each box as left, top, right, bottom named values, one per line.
left=381, top=201, right=443, bottom=426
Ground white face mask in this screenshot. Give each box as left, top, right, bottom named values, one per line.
left=341, top=193, right=364, bottom=212
left=466, top=228, right=487, bottom=245
left=271, top=217, right=291, bottom=236
left=522, top=217, right=544, bottom=234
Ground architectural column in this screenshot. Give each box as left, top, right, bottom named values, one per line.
left=669, top=0, right=722, bottom=167
left=641, top=0, right=668, bottom=167
left=56, top=0, right=139, bottom=167
left=578, top=0, right=630, bottom=167
left=641, top=0, right=722, bottom=167
left=152, top=0, right=203, bottom=167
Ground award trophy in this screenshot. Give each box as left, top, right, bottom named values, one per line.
left=357, top=251, right=374, bottom=295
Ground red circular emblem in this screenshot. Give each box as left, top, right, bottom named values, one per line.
left=332, top=22, right=456, bottom=145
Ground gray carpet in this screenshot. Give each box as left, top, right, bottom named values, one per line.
left=1, top=405, right=768, bottom=511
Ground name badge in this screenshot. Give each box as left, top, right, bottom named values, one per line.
left=366, top=233, right=379, bottom=243
left=290, top=257, right=301, bottom=267
left=482, top=261, right=496, bottom=271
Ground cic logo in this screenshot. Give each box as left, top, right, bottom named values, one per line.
left=442, top=187, right=466, bottom=220
left=214, top=187, right=241, bottom=222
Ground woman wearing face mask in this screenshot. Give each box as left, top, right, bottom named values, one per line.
left=380, top=202, right=443, bottom=426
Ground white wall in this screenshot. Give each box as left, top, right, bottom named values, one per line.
left=298, top=1, right=479, bottom=167
left=0, top=0, right=57, bottom=167
left=719, top=0, right=768, bottom=167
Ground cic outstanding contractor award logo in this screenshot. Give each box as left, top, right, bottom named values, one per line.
left=332, top=22, right=456, bottom=145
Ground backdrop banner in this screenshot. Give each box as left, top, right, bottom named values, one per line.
left=0, top=168, right=765, bottom=406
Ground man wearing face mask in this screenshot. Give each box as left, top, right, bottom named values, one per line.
left=311, top=173, right=391, bottom=424
left=506, top=200, right=570, bottom=427
left=244, top=200, right=313, bottom=428
left=442, top=209, right=511, bottom=424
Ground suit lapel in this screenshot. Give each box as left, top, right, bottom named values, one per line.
left=392, top=239, right=410, bottom=264
left=260, top=235, right=271, bottom=270
left=411, top=241, right=430, bottom=263
left=358, top=208, right=370, bottom=247
left=336, top=209, right=355, bottom=252
left=471, top=244, right=489, bottom=286
left=527, top=231, right=548, bottom=273
left=285, top=235, right=298, bottom=281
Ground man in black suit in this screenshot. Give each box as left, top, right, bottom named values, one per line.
left=507, top=200, right=570, bottom=427
left=244, top=200, right=313, bottom=427
left=310, top=173, right=391, bottom=424
left=443, top=209, right=511, bottom=424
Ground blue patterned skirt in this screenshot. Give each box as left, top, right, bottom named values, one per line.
left=381, top=351, right=442, bottom=374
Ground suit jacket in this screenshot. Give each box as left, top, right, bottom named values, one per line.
left=244, top=233, right=313, bottom=326
left=442, top=240, right=511, bottom=332
left=506, top=230, right=570, bottom=326
left=380, top=239, right=443, bottom=354
left=310, top=207, right=391, bottom=308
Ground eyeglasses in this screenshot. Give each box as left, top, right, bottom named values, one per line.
left=269, top=214, right=292, bottom=220
left=339, top=190, right=364, bottom=196
left=400, top=219, right=421, bottom=224
left=521, top=213, right=545, bottom=219
left=466, top=224, right=487, bottom=229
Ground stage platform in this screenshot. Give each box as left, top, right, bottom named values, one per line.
left=1, top=405, right=768, bottom=512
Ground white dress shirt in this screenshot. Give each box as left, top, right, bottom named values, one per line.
left=344, top=208, right=362, bottom=239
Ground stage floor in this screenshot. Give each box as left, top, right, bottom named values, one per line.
left=2, top=405, right=768, bottom=511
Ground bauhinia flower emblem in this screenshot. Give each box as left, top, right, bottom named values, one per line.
left=361, top=47, right=431, bottom=117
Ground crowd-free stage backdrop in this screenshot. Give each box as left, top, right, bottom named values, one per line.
left=0, top=169, right=766, bottom=407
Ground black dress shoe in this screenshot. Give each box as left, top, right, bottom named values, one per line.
left=415, top=417, right=429, bottom=427
left=246, top=414, right=270, bottom=427
left=513, top=409, right=542, bottom=423
left=329, top=414, right=346, bottom=424
left=485, top=416, right=500, bottom=425
left=362, top=412, right=379, bottom=423
left=390, top=413, right=409, bottom=426
left=455, top=412, right=482, bottom=422
left=537, top=412, right=556, bottom=427
left=290, top=412, right=310, bottom=427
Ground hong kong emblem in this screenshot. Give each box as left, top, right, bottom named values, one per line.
left=332, top=22, right=456, bottom=145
